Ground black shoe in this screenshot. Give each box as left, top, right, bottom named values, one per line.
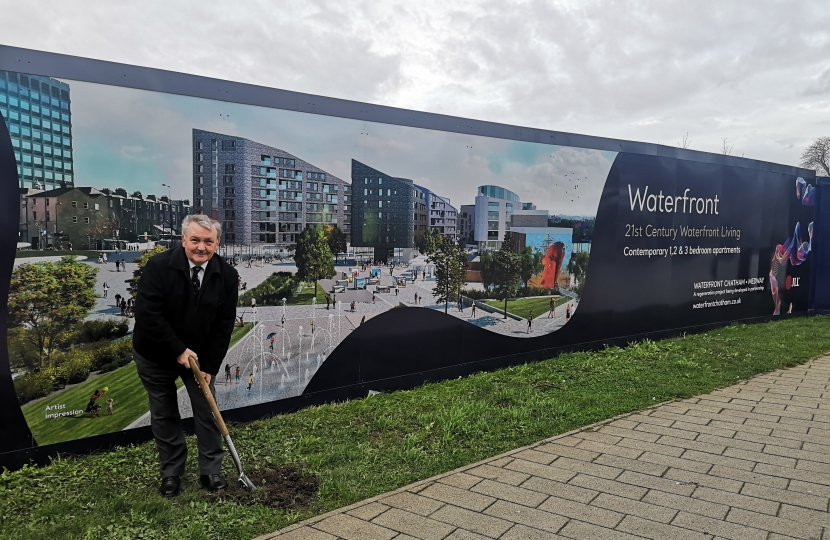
left=159, top=476, right=181, bottom=498
left=200, top=474, right=228, bottom=491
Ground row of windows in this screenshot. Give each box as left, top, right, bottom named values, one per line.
left=0, top=75, right=70, bottom=101
left=363, top=188, right=397, bottom=197
left=0, top=92, right=69, bottom=111
left=1, top=101, right=71, bottom=124
left=7, top=120, right=71, bottom=137
left=16, top=166, right=72, bottom=182
left=0, top=94, right=69, bottom=119
left=7, top=129, right=72, bottom=148
left=14, top=153, right=71, bottom=170
left=13, top=143, right=70, bottom=157
left=259, top=156, right=297, bottom=167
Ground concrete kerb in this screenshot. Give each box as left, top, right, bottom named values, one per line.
left=254, top=355, right=827, bottom=539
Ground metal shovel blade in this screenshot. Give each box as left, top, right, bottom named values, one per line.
left=225, top=434, right=257, bottom=491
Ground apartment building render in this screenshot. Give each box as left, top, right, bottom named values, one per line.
left=458, top=204, right=475, bottom=244
left=419, top=185, right=458, bottom=241
left=1, top=71, right=74, bottom=190
left=473, top=185, right=550, bottom=251
left=192, top=130, right=351, bottom=246
left=351, top=160, right=464, bottom=260
left=351, top=159, right=427, bottom=260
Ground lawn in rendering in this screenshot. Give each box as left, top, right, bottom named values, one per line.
left=484, top=296, right=570, bottom=320
left=0, top=315, right=828, bottom=540
left=21, top=324, right=253, bottom=446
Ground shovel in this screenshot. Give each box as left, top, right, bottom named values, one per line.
left=189, top=355, right=257, bottom=491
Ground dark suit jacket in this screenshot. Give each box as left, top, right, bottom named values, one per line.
left=133, top=246, right=239, bottom=375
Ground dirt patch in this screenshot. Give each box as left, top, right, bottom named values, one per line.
left=206, top=464, right=318, bottom=509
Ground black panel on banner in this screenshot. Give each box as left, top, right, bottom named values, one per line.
left=0, top=114, right=38, bottom=453
left=812, top=178, right=830, bottom=313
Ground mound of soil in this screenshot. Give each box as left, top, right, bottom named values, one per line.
left=206, top=464, right=318, bottom=509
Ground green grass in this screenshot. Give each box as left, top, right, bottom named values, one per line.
left=15, top=251, right=99, bottom=259
left=2, top=316, right=829, bottom=539
left=229, top=323, right=254, bottom=348
left=21, top=362, right=150, bottom=446
left=285, top=282, right=329, bottom=306
left=485, top=296, right=570, bottom=320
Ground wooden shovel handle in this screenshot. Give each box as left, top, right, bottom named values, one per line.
left=188, top=355, right=229, bottom=437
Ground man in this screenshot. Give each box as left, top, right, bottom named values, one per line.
left=133, top=215, right=238, bottom=498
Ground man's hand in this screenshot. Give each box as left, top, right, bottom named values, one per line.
left=177, top=349, right=212, bottom=385
left=177, top=348, right=198, bottom=369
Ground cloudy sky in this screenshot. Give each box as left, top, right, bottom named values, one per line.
left=57, top=80, right=614, bottom=216
left=3, top=0, right=829, bottom=178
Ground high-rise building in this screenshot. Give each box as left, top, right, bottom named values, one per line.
left=351, top=159, right=428, bottom=261
left=351, top=160, right=459, bottom=260
left=0, top=71, right=74, bottom=190
left=192, top=130, right=351, bottom=246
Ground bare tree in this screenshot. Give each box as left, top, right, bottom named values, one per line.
left=721, top=137, right=734, bottom=156
left=800, top=137, right=830, bottom=176
left=678, top=132, right=691, bottom=149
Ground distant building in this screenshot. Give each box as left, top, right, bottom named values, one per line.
left=458, top=204, right=475, bottom=244
left=191, top=130, right=351, bottom=247
left=19, top=186, right=189, bottom=249
left=473, top=185, right=549, bottom=251
left=417, top=185, right=457, bottom=241
left=1, top=71, right=74, bottom=190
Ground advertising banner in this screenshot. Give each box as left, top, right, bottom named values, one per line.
left=0, top=55, right=817, bottom=466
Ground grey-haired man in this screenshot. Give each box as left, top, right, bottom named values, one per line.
left=133, top=215, right=238, bottom=497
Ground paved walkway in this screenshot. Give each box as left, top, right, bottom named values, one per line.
left=258, top=356, right=830, bottom=540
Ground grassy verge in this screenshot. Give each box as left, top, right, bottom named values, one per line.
left=485, top=296, right=570, bottom=319
left=1, top=316, right=829, bottom=539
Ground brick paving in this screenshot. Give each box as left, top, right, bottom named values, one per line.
left=257, top=356, right=829, bottom=540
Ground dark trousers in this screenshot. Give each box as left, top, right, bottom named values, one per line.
left=134, top=350, right=224, bottom=477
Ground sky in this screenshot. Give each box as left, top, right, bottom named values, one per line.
left=2, top=0, right=828, bottom=187
left=59, top=79, right=615, bottom=216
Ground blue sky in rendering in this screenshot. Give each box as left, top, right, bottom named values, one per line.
left=64, top=77, right=615, bottom=217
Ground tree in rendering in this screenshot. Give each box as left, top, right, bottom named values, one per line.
left=7, top=257, right=98, bottom=369
left=800, top=137, right=830, bottom=176
left=478, top=249, right=496, bottom=291
left=567, top=251, right=590, bottom=296
left=323, top=224, right=348, bottom=261
left=295, top=227, right=334, bottom=297
left=519, top=247, right=544, bottom=288
left=431, top=236, right=467, bottom=313
left=421, top=227, right=443, bottom=256
left=494, top=232, right=521, bottom=319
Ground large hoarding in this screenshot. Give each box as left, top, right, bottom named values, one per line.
left=0, top=47, right=817, bottom=467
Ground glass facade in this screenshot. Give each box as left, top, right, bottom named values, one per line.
left=0, top=71, right=74, bottom=189
left=478, top=185, right=519, bottom=202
